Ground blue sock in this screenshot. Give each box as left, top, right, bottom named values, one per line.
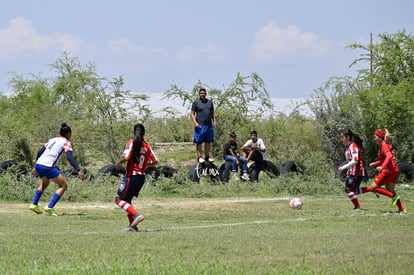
left=32, top=190, right=43, bottom=205
left=48, top=193, right=61, bottom=208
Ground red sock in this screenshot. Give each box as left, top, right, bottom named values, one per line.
left=396, top=199, right=405, bottom=211
left=346, top=191, right=360, bottom=208
left=359, top=187, right=372, bottom=194
left=370, top=188, right=394, bottom=198
left=115, top=200, right=138, bottom=216
left=128, top=214, right=135, bottom=224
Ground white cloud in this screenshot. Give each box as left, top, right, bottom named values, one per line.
left=179, top=41, right=226, bottom=62
left=0, top=17, right=85, bottom=59
left=107, top=37, right=168, bottom=56
left=251, top=22, right=330, bottom=62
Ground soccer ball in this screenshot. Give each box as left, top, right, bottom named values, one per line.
left=289, top=198, right=303, bottom=209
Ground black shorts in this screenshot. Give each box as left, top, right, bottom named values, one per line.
left=345, top=175, right=363, bottom=191
left=117, top=175, right=145, bottom=202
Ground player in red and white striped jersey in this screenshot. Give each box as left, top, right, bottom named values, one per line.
left=115, top=123, right=158, bottom=232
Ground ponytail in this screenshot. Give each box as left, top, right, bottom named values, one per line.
left=340, top=128, right=363, bottom=148
left=132, top=124, right=145, bottom=163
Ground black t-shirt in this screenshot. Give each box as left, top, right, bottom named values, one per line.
left=223, top=140, right=238, bottom=158
left=191, top=99, right=214, bottom=125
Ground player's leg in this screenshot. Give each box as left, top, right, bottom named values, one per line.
left=345, top=176, right=362, bottom=209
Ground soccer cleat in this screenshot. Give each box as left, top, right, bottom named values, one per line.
left=198, top=157, right=205, bottom=163
left=352, top=207, right=362, bottom=211
left=44, top=206, right=58, bottom=216
left=123, top=226, right=139, bottom=232
left=241, top=173, right=250, bottom=180
left=130, top=214, right=144, bottom=228
left=391, top=194, right=400, bottom=208
left=399, top=209, right=407, bottom=215
left=30, top=204, right=42, bottom=214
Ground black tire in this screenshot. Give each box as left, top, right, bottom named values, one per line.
left=0, top=160, right=18, bottom=171
left=188, top=162, right=220, bottom=183
left=397, top=161, right=414, bottom=183
left=146, top=166, right=161, bottom=180
left=219, top=161, right=233, bottom=182
left=262, top=160, right=280, bottom=178
left=281, top=161, right=304, bottom=176
left=0, top=159, right=28, bottom=178
left=248, top=162, right=261, bottom=182
left=159, top=166, right=177, bottom=178
left=188, top=164, right=200, bottom=183
left=97, top=164, right=125, bottom=178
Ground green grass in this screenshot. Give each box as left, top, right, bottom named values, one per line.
left=1, top=188, right=413, bottom=274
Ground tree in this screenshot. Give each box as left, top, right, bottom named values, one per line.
left=348, top=30, right=414, bottom=162
left=309, top=30, right=414, bottom=165
left=0, top=53, right=151, bottom=164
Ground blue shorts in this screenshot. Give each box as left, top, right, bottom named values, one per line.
left=194, top=125, right=214, bottom=143
left=35, top=164, right=61, bottom=179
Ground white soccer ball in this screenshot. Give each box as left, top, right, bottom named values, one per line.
left=289, top=198, right=303, bottom=209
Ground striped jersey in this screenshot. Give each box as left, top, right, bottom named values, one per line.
left=344, top=142, right=365, bottom=177
left=36, top=136, right=73, bottom=167
left=122, top=140, right=158, bottom=176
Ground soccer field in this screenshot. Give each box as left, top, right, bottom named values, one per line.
left=1, top=194, right=413, bottom=274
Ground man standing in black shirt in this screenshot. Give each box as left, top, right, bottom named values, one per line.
left=191, top=88, right=217, bottom=163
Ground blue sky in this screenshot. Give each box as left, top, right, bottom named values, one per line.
left=1, top=0, right=412, bottom=106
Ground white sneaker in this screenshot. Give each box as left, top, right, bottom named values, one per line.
left=130, top=214, right=144, bottom=227
left=198, top=157, right=205, bottom=163
left=241, top=173, right=250, bottom=180
left=206, top=156, right=214, bottom=162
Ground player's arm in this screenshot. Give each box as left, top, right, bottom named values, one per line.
left=339, top=159, right=357, bottom=171
left=35, top=146, right=46, bottom=160
left=147, top=148, right=159, bottom=167
left=229, top=148, right=237, bottom=157
left=31, top=146, right=46, bottom=175
left=378, top=151, right=393, bottom=171
left=66, top=151, right=85, bottom=180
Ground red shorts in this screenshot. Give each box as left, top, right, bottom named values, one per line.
left=373, top=171, right=398, bottom=186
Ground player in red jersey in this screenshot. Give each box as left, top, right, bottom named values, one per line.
left=369, top=129, right=406, bottom=214
left=115, top=123, right=158, bottom=232
left=339, top=129, right=406, bottom=214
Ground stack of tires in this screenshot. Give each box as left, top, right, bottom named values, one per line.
left=0, top=159, right=29, bottom=180
left=218, top=160, right=281, bottom=183
left=96, top=164, right=176, bottom=182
